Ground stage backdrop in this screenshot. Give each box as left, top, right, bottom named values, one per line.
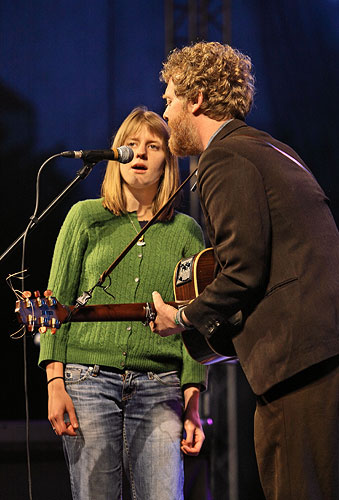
left=0, top=2, right=337, bottom=498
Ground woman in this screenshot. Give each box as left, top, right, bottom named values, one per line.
left=39, top=107, right=207, bottom=500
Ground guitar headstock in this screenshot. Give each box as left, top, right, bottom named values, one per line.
left=15, top=290, right=68, bottom=334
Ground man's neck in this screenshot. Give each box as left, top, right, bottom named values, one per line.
left=193, top=114, right=231, bottom=150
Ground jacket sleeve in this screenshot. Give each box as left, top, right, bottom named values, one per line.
left=184, top=146, right=271, bottom=339
left=38, top=203, right=88, bottom=367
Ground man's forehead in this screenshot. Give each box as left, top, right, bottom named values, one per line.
left=163, top=79, right=176, bottom=98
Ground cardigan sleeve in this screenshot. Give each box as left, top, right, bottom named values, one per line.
left=38, top=202, right=89, bottom=367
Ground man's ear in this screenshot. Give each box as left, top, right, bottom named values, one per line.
left=191, top=92, right=203, bottom=114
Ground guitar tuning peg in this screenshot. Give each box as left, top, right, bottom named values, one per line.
left=34, top=290, right=42, bottom=307
left=22, top=291, right=32, bottom=308
left=44, top=290, right=56, bottom=307
left=38, top=317, right=46, bottom=327
left=27, top=314, right=35, bottom=333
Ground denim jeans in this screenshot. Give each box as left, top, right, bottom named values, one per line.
left=63, top=364, right=184, bottom=500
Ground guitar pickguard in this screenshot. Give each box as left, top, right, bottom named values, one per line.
left=175, top=256, right=194, bottom=287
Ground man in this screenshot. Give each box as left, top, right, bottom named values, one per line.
left=150, top=41, right=339, bottom=500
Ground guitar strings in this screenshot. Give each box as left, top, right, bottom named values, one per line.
left=6, top=269, right=29, bottom=299
left=6, top=270, right=31, bottom=339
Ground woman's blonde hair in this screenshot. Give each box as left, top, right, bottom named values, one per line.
left=101, top=107, right=180, bottom=220
left=161, top=41, right=255, bottom=120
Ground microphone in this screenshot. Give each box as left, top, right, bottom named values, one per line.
left=61, top=146, right=134, bottom=164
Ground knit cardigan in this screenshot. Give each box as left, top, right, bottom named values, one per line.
left=38, top=198, right=207, bottom=389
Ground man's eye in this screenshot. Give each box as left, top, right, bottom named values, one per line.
left=127, top=141, right=136, bottom=147
left=149, top=144, right=160, bottom=150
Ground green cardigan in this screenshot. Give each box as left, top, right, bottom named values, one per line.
left=39, top=199, right=207, bottom=389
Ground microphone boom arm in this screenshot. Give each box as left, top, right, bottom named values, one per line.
left=0, top=160, right=97, bottom=263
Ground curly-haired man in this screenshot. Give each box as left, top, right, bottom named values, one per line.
left=151, top=41, right=339, bottom=500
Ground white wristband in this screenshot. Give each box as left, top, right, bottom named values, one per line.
left=174, top=307, right=193, bottom=330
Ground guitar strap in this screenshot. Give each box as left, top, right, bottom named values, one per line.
left=74, top=166, right=198, bottom=308
left=235, top=134, right=315, bottom=178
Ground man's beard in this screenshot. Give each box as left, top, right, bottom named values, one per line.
left=168, top=109, right=203, bottom=157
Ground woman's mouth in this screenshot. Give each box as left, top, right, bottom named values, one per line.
left=132, top=164, right=147, bottom=171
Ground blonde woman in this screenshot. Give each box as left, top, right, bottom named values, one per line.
left=39, top=107, right=207, bottom=500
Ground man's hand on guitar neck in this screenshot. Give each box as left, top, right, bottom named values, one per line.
left=150, top=291, right=193, bottom=337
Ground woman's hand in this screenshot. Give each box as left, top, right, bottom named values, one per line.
left=48, top=380, right=79, bottom=436
left=181, top=386, right=205, bottom=456
left=46, top=361, right=78, bottom=436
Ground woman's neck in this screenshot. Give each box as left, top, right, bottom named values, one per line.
left=124, top=185, right=156, bottom=220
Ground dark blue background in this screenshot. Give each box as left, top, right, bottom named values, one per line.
left=0, top=2, right=337, bottom=498
left=0, top=0, right=338, bottom=420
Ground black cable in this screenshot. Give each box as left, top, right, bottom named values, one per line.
left=16, top=153, right=63, bottom=500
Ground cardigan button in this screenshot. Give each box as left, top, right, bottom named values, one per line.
left=134, top=277, right=139, bottom=283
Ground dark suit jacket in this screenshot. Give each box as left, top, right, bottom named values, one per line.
left=185, top=119, right=339, bottom=394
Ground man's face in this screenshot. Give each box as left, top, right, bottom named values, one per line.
left=163, top=79, right=203, bottom=157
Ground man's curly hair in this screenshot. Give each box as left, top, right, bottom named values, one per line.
left=160, top=41, right=255, bottom=120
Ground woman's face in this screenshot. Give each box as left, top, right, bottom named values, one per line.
left=120, top=125, right=166, bottom=191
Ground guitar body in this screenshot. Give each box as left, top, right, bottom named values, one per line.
left=15, top=248, right=238, bottom=365
left=173, top=247, right=216, bottom=302
left=174, top=248, right=238, bottom=365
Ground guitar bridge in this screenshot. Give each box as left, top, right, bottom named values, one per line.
left=175, top=256, right=194, bottom=287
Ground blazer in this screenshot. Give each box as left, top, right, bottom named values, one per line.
left=185, top=119, right=339, bottom=394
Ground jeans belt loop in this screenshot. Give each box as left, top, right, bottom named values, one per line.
left=92, top=364, right=100, bottom=377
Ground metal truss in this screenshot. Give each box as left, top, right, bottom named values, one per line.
left=165, top=0, right=231, bottom=54
left=164, top=0, right=232, bottom=225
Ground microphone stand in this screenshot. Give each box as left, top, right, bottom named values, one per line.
left=0, top=161, right=96, bottom=263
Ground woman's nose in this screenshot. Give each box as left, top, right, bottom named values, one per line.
left=136, top=144, right=147, bottom=158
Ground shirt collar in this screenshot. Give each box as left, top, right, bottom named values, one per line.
left=206, top=119, right=233, bottom=149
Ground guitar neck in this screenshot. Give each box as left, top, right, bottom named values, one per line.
left=64, top=301, right=182, bottom=323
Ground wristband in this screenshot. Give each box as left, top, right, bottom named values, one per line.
left=47, top=376, right=64, bottom=386
left=174, top=307, right=194, bottom=330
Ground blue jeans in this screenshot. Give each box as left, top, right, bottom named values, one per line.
left=63, top=364, right=184, bottom=500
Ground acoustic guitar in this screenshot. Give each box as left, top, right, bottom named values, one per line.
left=15, top=248, right=238, bottom=365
